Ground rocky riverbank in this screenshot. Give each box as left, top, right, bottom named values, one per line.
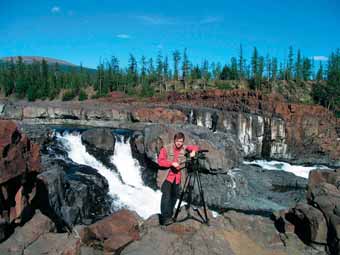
left=1, top=89, right=339, bottom=167
left=1, top=88, right=340, bottom=254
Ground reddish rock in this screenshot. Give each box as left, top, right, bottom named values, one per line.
left=86, top=209, right=140, bottom=253
left=0, top=120, right=41, bottom=183
left=0, top=120, right=41, bottom=229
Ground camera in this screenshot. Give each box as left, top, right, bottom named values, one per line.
left=184, top=150, right=208, bottom=173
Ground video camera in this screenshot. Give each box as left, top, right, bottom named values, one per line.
left=184, top=149, right=209, bottom=173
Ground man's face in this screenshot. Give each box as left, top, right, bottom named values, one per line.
left=174, top=138, right=184, bottom=149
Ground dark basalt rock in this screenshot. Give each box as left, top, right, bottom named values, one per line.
left=81, top=128, right=116, bottom=168
left=38, top=153, right=112, bottom=227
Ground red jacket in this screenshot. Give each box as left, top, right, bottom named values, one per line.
left=158, top=145, right=199, bottom=184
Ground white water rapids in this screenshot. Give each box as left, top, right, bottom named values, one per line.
left=243, top=159, right=330, bottom=179
left=56, top=132, right=162, bottom=219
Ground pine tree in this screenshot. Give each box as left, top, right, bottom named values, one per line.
left=316, top=62, right=323, bottom=80
left=173, top=50, right=181, bottom=80
left=295, top=49, right=302, bottom=81
left=182, top=48, right=190, bottom=89
left=271, top=57, right=278, bottom=81
left=15, top=56, right=28, bottom=98
left=230, top=57, right=238, bottom=80
left=238, top=44, right=244, bottom=79
left=220, top=65, right=231, bottom=80
left=201, top=60, right=210, bottom=89
left=287, top=46, right=294, bottom=80
left=302, top=57, right=312, bottom=81
left=251, top=47, right=258, bottom=80
left=140, top=55, right=147, bottom=84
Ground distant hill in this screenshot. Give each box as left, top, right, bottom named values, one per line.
left=0, top=56, right=96, bottom=73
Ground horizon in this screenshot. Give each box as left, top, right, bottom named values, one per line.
left=1, top=0, right=339, bottom=69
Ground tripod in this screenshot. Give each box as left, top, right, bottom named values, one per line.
left=173, top=150, right=209, bottom=225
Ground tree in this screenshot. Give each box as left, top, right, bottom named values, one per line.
left=220, top=65, right=231, bottom=80
left=302, top=57, right=312, bottom=81
left=173, top=50, right=181, bottom=80
left=201, top=59, right=210, bottom=89
left=140, top=55, right=147, bottom=84
left=182, top=48, right=190, bottom=89
left=316, top=62, right=324, bottom=80
left=295, top=49, right=302, bottom=81
left=271, top=57, right=278, bottom=81
left=230, top=57, right=238, bottom=80
left=15, top=56, right=28, bottom=98
left=251, top=47, right=258, bottom=80
left=190, top=65, right=201, bottom=80
left=238, top=44, right=244, bottom=79
left=287, top=46, right=294, bottom=80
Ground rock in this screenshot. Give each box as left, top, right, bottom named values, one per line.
left=22, top=232, right=81, bottom=255
left=309, top=183, right=340, bottom=221
left=38, top=155, right=111, bottom=226
left=23, top=106, right=48, bottom=119
left=0, top=121, right=41, bottom=240
left=81, top=128, right=115, bottom=167
left=0, top=120, right=41, bottom=183
left=1, top=102, right=22, bottom=120
left=131, top=107, right=186, bottom=124
left=290, top=203, right=328, bottom=244
left=0, top=211, right=55, bottom=254
left=84, top=209, right=141, bottom=253
left=121, top=210, right=324, bottom=255
left=47, top=106, right=82, bottom=120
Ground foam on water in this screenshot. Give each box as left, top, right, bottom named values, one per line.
left=56, top=132, right=162, bottom=219
left=243, top=159, right=330, bottom=178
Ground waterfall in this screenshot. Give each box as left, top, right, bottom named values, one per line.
left=56, top=132, right=162, bottom=219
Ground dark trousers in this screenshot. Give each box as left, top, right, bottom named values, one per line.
left=160, top=180, right=180, bottom=221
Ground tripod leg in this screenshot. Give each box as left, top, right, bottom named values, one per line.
left=196, top=171, right=209, bottom=224
left=173, top=174, right=190, bottom=221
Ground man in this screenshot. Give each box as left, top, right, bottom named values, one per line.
left=157, top=132, right=199, bottom=225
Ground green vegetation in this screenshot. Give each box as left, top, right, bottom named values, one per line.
left=0, top=47, right=339, bottom=115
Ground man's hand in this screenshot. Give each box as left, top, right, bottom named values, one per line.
left=190, top=151, right=196, bottom=158
left=172, top=162, right=180, bottom=168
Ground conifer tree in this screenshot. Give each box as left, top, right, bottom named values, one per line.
left=173, top=50, right=181, bottom=80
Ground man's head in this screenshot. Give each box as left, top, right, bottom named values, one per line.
left=173, top=132, right=185, bottom=149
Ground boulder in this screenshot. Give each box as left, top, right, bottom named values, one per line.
left=0, top=120, right=40, bottom=183
left=290, top=203, right=328, bottom=244
left=83, top=209, right=141, bottom=253
left=0, top=211, right=55, bottom=254
left=38, top=155, right=111, bottom=226
left=81, top=128, right=115, bottom=167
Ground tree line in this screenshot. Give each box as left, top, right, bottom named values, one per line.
left=0, top=47, right=339, bottom=113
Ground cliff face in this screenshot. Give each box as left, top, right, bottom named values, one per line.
left=0, top=89, right=339, bottom=166
left=166, top=89, right=340, bottom=164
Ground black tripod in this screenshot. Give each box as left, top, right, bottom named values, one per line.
left=173, top=150, right=209, bottom=225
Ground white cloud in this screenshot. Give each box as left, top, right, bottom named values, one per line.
left=116, top=34, right=131, bottom=39
left=313, top=56, right=328, bottom=61
left=51, top=6, right=60, bottom=13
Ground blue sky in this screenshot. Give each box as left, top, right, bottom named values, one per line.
left=1, top=0, right=339, bottom=68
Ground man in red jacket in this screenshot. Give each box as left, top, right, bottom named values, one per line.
left=157, top=132, right=199, bottom=225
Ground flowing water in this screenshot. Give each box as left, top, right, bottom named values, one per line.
left=56, top=131, right=162, bottom=219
